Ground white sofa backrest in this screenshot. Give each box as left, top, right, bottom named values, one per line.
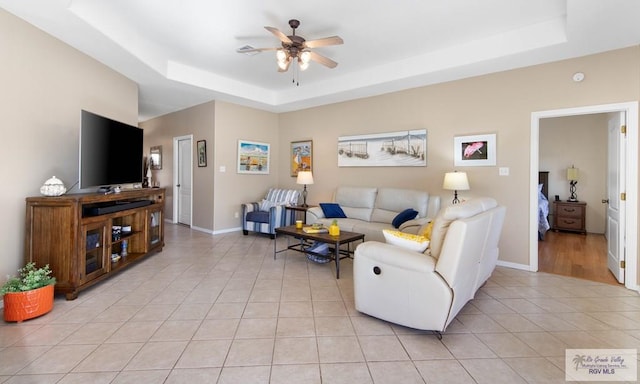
left=333, top=186, right=377, bottom=221
left=432, top=198, right=506, bottom=325
left=371, top=187, right=435, bottom=223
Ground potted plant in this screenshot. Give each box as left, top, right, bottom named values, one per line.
left=1, top=262, right=56, bottom=322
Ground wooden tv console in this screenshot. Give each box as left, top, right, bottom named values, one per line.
left=25, top=188, right=165, bottom=300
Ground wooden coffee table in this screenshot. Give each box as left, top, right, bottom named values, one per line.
left=274, top=225, right=365, bottom=279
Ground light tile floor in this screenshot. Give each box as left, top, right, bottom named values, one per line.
left=1, top=224, right=639, bottom=383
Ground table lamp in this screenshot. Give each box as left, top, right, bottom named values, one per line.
left=443, top=171, right=470, bottom=204
left=296, top=171, right=314, bottom=207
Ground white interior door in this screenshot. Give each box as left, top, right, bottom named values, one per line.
left=607, top=112, right=625, bottom=283
left=176, top=136, right=192, bottom=226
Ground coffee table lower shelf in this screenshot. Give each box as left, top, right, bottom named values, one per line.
left=274, top=225, right=365, bottom=279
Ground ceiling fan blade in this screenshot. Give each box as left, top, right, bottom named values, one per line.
left=304, top=36, right=343, bottom=48
left=309, top=51, right=338, bottom=68
left=236, top=46, right=279, bottom=53
left=265, top=26, right=292, bottom=44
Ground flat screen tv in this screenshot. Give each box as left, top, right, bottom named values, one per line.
left=79, top=110, right=143, bottom=190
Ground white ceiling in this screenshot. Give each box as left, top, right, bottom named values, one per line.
left=2, top=0, right=640, bottom=121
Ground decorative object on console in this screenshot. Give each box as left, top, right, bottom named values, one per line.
left=567, top=165, right=579, bottom=202
left=443, top=171, right=469, bottom=204
left=40, top=176, right=67, bottom=196
left=146, top=162, right=152, bottom=188
left=296, top=171, right=314, bottom=207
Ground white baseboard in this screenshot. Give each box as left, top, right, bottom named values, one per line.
left=496, top=260, right=532, bottom=271
left=188, top=226, right=242, bottom=235
left=212, top=227, right=242, bottom=235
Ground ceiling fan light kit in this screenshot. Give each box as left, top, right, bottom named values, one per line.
left=238, top=19, right=343, bottom=79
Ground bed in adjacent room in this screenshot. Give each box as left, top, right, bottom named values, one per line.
left=538, top=171, right=550, bottom=240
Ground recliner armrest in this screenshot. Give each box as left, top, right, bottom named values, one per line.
left=355, top=241, right=436, bottom=273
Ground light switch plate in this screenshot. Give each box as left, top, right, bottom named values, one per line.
left=499, top=167, right=509, bottom=176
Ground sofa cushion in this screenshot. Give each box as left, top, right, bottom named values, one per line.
left=246, top=210, right=270, bottom=223
left=383, top=229, right=430, bottom=252
left=392, top=208, right=418, bottom=228
left=334, top=187, right=377, bottom=221
left=319, top=203, right=347, bottom=218
left=371, top=188, right=429, bottom=223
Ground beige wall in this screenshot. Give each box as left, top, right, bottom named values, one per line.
left=213, top=102, right=280, bottom=231
left=0, top=9, right=138, bottom=283
left=276, top=46, right=640, bottom=269
left=139, top=101, right=279, bottom=233
left=540, top=114, right=608, bottom=233
left=139, top=101, right=215, bottom=230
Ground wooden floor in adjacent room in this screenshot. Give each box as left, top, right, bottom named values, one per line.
left=538, top=230, right=621, bottom=285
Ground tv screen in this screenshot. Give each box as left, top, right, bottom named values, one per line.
left=79, top=110, right=143, bottom=190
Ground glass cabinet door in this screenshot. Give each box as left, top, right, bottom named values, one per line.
left=149, top=208, right=163, bottom=248
left=80, top=221, right=108, bottom=284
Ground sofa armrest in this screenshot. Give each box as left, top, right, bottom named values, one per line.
left=306, top=206, right=325, bottom=224
left=399, top=217, right=431, bottom=234
left=355, top=241, right=436, bottom=273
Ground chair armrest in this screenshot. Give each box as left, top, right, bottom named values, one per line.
left=241, top=202, right=260, bottom=214
left=306, top=206, right=325, bottom=224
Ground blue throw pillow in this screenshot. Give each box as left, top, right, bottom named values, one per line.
left=392, top=208, right=418, bottom=228
left=319, top=203, right=347, bottom=218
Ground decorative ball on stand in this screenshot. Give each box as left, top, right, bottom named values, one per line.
left=40, top=176, right=67, bottom=196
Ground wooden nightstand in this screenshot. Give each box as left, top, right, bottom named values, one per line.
left=553, top=201, right=586, bottom=234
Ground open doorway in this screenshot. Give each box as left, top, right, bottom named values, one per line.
left=538, top=113, right=616, bottom=284
left=530, top=102, right=638, bottom=291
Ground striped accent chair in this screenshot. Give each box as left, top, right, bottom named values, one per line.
left=242, top=188, right=300, bottom=238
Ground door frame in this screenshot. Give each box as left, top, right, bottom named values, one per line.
left=530, top=102, right=638, bottom=291
left=173, top=134, right=193, bottom=225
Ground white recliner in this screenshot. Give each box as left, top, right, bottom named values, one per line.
left=353, top=197, right=506, bottom=333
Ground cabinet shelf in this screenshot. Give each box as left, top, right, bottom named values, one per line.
left=25, top=189, right=165, bottom=300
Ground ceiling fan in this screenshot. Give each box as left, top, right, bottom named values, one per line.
left=238, top=19, right=343, bottom=72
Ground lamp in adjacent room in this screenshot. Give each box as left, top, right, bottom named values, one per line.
left=567, top=165, right=579, bottom=202
left=443, top=171, right=470, bottom=204
left=296, top=171, right=314, bottom=207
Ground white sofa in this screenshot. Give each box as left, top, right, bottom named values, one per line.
left=306, top=186, right=440, bottom=242
left=353, top=197, right=506, bottom=333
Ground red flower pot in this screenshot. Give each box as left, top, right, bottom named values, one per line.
left=3, top=284, right=54, bottom=322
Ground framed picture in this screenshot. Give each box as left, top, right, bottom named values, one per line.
left=291, top=140, right=313, bottom=176
left=237, top=140, right=270, bottom=174
left=338, top=129, right=427, bottom=167
left=197, top=140, right=207, bottom=167
left=150, top=146, right=162, bottom=170
left=454, top=133, right=497, bottom=166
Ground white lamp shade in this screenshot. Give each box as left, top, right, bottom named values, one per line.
left=567, top=167, right=579, bottom=181
left=296, top=171, right=314, bottom=185
left=443, top=172, right=470, bottom=190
